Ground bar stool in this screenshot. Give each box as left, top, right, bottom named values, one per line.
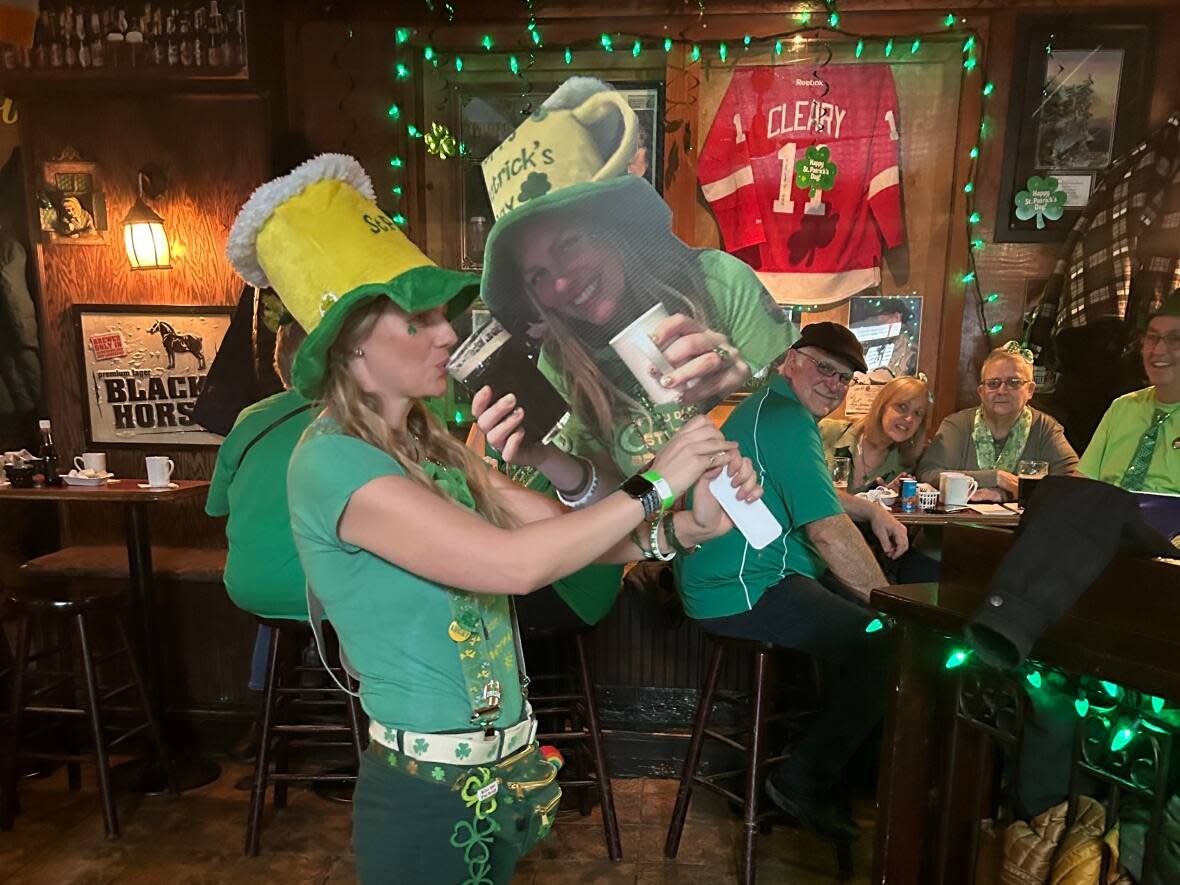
left=245, top=616, right=366, bottom=856
left=1, top=581, right=170, bottom=839
left=664, top=636, right=853, bottom=884
left=523, top=627, right=622, bottom=861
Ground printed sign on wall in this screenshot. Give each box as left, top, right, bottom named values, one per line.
left=74, top=304, right=232, bottom=447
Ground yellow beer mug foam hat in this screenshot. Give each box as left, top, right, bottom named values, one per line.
left=226, top=153, right=478, bottom=398
left=479, top=77, right=678, bottom=335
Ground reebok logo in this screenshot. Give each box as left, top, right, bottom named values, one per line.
left=794, top=78, right=824, bottom=87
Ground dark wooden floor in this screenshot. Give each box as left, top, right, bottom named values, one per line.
left=0, top=761, right=873, bottom=883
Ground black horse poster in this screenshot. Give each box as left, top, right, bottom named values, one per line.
left=74, top=304, right=232, bottom=447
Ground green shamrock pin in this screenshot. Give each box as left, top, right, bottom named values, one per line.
left=794, top=145, right=838, bottom=197
left=518, top=171, right=551, bottom=204
left=1014, top=175, right=1066, bottom=230
left=424, top=122, right=458, bottom=160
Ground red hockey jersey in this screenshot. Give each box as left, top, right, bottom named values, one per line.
left=699, top=64, right=904, bottom=307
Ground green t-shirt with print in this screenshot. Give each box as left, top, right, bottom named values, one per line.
left=675, top=375, right=844, bottom=620
left=542, top=250, right=798, bottom=474
left=288, top=417, right=523, bottom=733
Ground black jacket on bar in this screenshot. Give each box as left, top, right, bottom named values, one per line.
left=966, top=476, right=1176, bottom=668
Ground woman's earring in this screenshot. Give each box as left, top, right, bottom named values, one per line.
left=353, top=347, right=364, bottom=358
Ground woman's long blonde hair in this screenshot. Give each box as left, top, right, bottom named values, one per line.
left=320, top=298, right=516, bottom=529
left=857, top=375, right=931, bottom=463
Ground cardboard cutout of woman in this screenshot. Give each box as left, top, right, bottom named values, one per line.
left=477, top=78, right=798, bottom=477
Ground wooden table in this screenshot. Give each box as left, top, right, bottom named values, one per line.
left=0, top=479, right=215, bottom=790
left=892, top=505, right=1021, bottom=528
left=870, top=524, right=1180, bottom=884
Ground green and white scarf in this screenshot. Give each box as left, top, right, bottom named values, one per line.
left=972, top=407, right=1032, bottom=473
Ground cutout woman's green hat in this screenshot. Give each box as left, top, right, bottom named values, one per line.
left=227, top=153, right=478, bottom=398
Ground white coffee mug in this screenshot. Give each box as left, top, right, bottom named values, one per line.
left=74, top=452, right=107, bottom=474
left=145, top=456, right=175, bottom=488
left=939, top=472, right=979, bottom=507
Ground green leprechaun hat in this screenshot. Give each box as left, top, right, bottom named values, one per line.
left=479, top=78, right=678, bottom=336
left=227, top=153, right=478, bottom=398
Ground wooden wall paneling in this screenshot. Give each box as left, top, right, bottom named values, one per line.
left=19, top=93, right=269, bottom=546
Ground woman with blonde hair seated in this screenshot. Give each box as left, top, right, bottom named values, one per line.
left=918, top=342, right=1078, bottom=502
left=820, top=375, right=930, bottom=493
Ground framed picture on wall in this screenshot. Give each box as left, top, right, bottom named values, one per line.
left=38, top=153, right=109, bottom=245
left=995, top=15, right=1156, bottom=242
left=74, top=304, right=233, bottom=448
left=456, top=80, right=665, bottom=270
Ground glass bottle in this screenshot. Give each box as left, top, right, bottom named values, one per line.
left=178, top=11, right=192, bottom=65
left=48, top=10, right=64, bottom=68
left=38, top=420, right=62, bottom=487
left=76, top=12, right=91, bottom=68
left=90, top=10, right=105, bottom=67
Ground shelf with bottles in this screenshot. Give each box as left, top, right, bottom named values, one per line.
left=0, top=0, right=250, bottom=83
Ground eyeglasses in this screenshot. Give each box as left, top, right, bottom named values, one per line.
left=981, top=377, right=1029, bottom=391
left=795, top=350, right=855, bottom=385
left=1141, top=332, right=1180, bottom=352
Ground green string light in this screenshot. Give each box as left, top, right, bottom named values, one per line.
left=423, top=45, right=434, bottom=61
left=963, top=35, right=976, bottom=52
left=944, top=12, right=956, bottom=27
left=911, top=38, right=921, bottom=55
left=395, top=27, right=410, bottom=45
left=1110, top=721, right=1138, bottom=752
left=508, top=54, right=520, bottom=75
left=982, top=81, right=995, bottom=96
left=600, top=33, right=614, bottom=52
left=1151, top=696, right=1166, bottom=714
left=775, top=39, right=783, bottom=56
left=969, top=146, right=980, bottom=159
left=532, top=29, right=542, bottom=46
left=989, top=322, right=1004, bottom=335
left=526, top=21, right=535, bottom=31
left=968, top=212, right=982, bottom=225
left=1101, top=680, right=1122, bottom=698
left=961, top=271, right=976, bottom=284
left=1075, top=696, right=1090, bottom=717
left=394, top=63, right=410, bottom=79
left=454, top=56, right=463, bottom=72
left=481, top=34, right=494, bottom=50
left=391, top=185, right=402, bottom=196
left=632, top=39, right=642, bottom=58
left=828, top=11, right=840, bottom=27
left=406, top=123, right=422, bottom=138
left=387, top=103, right=400, bottom=120
left=971, top=239, right=985, bottom=251
left=691, top=44, right=701, bottom=62
left=1026, top=670, right=1043, bottom=689
left=389, top=156, right=404, bottom=168
left=964, top=182, right=975, bottom=193
left=743, top=34, right=751, bottom=47
left=884, top=38, right=893, bottom=57
left=719, top=42, right=728, bottom=62
left=855, top=39, right=863, bottom=58
left=945, top=649, right=971, bottom=670
left=964, top=55, right=978, bottom=72
left=564, top=47, right=572, bottom=64
left=795, top=11, right=811, bottom=24
left=392, top=213, right=407, bottom=225
left=664, top=37, right=672, bottom=53
left=865, top=618, right=885, bottom=634
left=985, top=292, right=1000, bottom=302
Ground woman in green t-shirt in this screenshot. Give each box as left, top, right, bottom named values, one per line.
left=228, top=154, right=762, bottom=885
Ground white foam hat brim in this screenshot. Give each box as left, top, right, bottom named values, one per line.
left=226, top=153, right=377, bottom=288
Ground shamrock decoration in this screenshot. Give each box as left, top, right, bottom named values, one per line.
left=1014, top=175, right=1066, bottom=230
left=455, top=742, right=472, bottom=760
left=412, top=737, right=430, bottom=754
left=260, top=292, right=289, bottom=334
left=431, top=766, right=447, bottom=782
left=318, top=292, right=339, bottom=317
left=517, top=171, right=551, bottom=204
left=424, top=121, right=458, bottom=159
left=794, top=145, right=838, bottom=197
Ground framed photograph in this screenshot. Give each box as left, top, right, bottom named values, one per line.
left=74, top=304, right=233, bottom=448
left=456, top=80, right=665, bottom=270
left=996, top=15, right=1156, bottom=242
left=848, top=294, right=922, bottom=378
left=39, top=154, right=108, bottom=245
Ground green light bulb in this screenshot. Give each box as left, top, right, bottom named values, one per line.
left=961, top=271, right=976, bottom=284
left=969, top=146, right=979, bottom=158
left=387, top=103, right=400, bottom=119
left=743, top=34, right=751, bottom=47
left=963, top=36, right=976, bottom=52
left=968, top=211, right=982, bottom=224
left=964, top=182, right=975, bottom=193
left=963, top=56, right=978, bottom=72
left=664, top=37, right=672, bottom=53
left=453, top=410, right=464, bottom=423
left=395, top=27, right=410, bottom=45
left=1101, top=681, right=1121, bottom=698
left=828, top=11, right=839, bottom=27
left=985, top=292, right=999, bottom=302
left=854, top=39, right=863, bottom=58
left=795, top=11, right=811, bottom=24
left=911, top=39, right=921, bottom=55
left=865, top=618, right=885, bottom=634
left=775, top=40, right=783, bottom=56
left=945, top=649, right=970, bottom=670
left=392, top=213, right=406, bottom=225
left=971, top=240, right=985, bottom=251
left=884, top=38, right=893, bottom=57
left=508, top=55, right=519, bottom=75
left=1026, top=671, right=1043, bottom=689
left=389, top=157, right=404, bottom=168
left=423, top=45, right=434, bottom=61
left=407, top=124, right=421, bottom=138
left=1151, top=696, right=1166, bottom=714
left=944, top=13, right=956, bottom=27
left=532, top=30, right=542, bottom=46
left=982, top=82, right=995, bottom=96
left=391, top=185, right=402, bottom=196
left=632, top=40, right=641, bottom=58
left=691, top=44, right=701, bottom=62
left=394, top=63, right=410, bottom=79
left=563, top=47, right=572, bottom=64
left=1110, top=723, right=1137, bottom=752
left=988, top=323, right=1004, bottom=335
left=454, top=56, right=463, bottom=72
left=719, top=42, right=728, bottom=62
left=481, top=34, right=494, bottom=50
left=1074, top=697, right=1090, bottom=717
left=600, top=33, right=613, bottom=52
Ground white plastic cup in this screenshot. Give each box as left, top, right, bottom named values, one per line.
left=145, top=456, right=175, bottom=488
left=608, top=303, right=681, bottom=406
left=74, top=452, right=107, bottom=474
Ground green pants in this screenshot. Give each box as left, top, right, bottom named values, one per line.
left=353, top=744, right=522, bottom=885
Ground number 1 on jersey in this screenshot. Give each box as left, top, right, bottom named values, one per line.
left=772, top=142, right=827, bottom=216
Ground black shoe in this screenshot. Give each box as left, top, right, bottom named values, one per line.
left=764, top=771, right=860, bottom=842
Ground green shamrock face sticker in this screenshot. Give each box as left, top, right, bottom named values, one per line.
left=1015, top=175, right=1066, bottom=230
left=518, top=171, right=551, bottom=204
left=795, top=145, right=838, bottom=197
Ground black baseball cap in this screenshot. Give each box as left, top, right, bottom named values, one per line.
left=789, top=322, right=868, bottom=374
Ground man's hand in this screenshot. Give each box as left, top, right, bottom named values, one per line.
left=869, top=508, right=909, bottom=559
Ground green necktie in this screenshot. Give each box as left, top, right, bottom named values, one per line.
left=1120, top=408, right=1169, bottom=492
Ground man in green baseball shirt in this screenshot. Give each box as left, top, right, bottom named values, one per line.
left=678, top=322, right=906, bottom=840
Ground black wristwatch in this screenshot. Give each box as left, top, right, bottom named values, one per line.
left=620, top=470, right=675, bottom=520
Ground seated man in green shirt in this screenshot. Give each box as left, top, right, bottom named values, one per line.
left=677, top=322, right=907, bottom=839
left=1080, top=290, right=1180, bottom=494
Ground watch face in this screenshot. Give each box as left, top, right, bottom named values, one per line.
left=621, top=474, right=655, bottom=497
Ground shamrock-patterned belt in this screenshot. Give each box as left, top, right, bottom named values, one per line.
left=368, top=709, right=537, bottom=767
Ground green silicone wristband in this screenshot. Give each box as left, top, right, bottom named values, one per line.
left=640, top=470, right=675, bottom=512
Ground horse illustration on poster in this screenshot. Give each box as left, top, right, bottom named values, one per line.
left=148, top=320, right=207, bottom=370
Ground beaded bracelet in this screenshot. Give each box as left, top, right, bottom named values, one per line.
left=648, top=514, right=677, bottom=562
left=663, top=512, right=701, bottom=557
left=555, top=457, right=598, bottom=509
left=629, top=527, right=655, bottom=560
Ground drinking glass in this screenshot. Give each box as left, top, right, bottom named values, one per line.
left=830, top=456, right=851, bottom=490
left=1016, top=459, right=1050, bottom=508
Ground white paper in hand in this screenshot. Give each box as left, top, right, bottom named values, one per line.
left=708, top=469, right=782, bottom=550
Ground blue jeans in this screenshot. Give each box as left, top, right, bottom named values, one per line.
left=247, top=626, right=272, bottom=692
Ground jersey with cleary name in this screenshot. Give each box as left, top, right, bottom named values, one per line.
left=698, top=64, right=904, bottom=308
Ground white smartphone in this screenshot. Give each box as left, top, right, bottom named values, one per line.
left=708, top=468, right=782, bottom=550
